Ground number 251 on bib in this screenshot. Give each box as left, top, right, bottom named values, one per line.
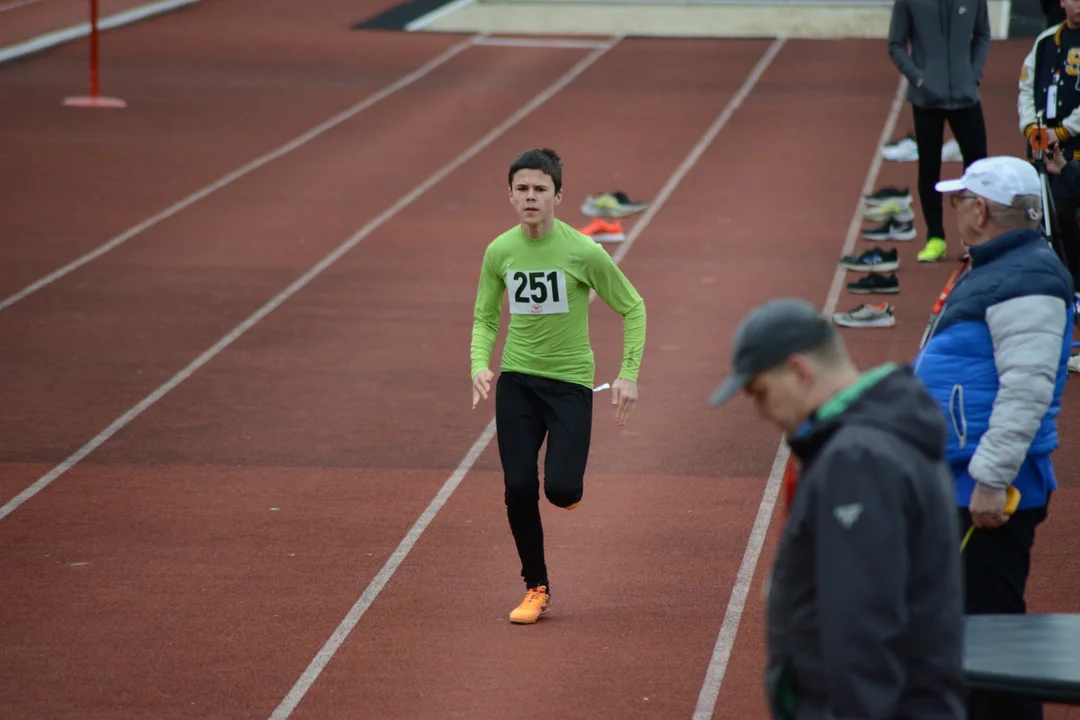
left=506, top=268, right=569, bottom=315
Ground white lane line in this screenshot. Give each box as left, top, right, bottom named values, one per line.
left=265, top=36, right=786, bottom=720
left=690, top=75, right=909, bottom=720
left=0, top=33, right=483, bottom=312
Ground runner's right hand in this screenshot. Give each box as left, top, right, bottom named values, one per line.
left=472, top=369, right=494, bottom=409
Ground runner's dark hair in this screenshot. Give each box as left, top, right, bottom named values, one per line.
left=508, top=148, right=563, bottom=194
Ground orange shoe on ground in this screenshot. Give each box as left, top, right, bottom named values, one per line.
left=576, top=218, right=625, bottom=243
left=509, top=585, right=550, bottom=624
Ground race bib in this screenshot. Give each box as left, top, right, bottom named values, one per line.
left=506, top=268, right=569, bottom=315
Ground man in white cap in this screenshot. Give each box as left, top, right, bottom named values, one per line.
left=916, top=155, right=1075, bottom=720
left=709, top=298, right=965, bottom=720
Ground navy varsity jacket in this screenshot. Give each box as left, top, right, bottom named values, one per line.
left=1019, top=22, right=1080, bottom=158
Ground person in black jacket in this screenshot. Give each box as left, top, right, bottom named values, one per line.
left=1018, top=1, right=1080, bottom=293
left=709, top=298, right=965, bottom=720
left=888, top=0, right=991, bottom=263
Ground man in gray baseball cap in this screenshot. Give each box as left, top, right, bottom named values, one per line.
left=711, top=298, right=965, bottom=720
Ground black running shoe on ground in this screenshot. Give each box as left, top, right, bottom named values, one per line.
left=861, top=217, right=917, bottom=242
left=840, top=247, right=900, bottom=273
left=862, top=186, right=913, bottom=206
left=847, top=272, right=899, bottom=294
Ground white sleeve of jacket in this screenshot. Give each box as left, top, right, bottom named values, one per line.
left=968, top=295, right=1067, bottom=490
left=1018, top=38, right=1038, bottom=136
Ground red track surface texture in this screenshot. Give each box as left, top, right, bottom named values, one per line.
left=1, top=1, right=1079, bottom=718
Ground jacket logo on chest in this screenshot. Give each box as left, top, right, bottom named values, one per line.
left=1065, top=47, right=1080, bottom=82
left=833, top=503, right=863, bottom=530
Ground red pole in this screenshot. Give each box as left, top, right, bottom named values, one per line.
left=89, top=0, right=99, bottom=98
left=62, top=0, right=126, bottom=107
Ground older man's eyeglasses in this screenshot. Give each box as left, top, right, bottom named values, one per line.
left=949, top=193, right=980, bottom=208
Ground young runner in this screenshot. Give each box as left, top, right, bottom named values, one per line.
left=470, top=148, right=647, bottom=624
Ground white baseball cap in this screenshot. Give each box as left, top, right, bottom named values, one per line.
left=935, top=156, right=1041, bottom=207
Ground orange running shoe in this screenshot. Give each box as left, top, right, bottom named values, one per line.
left=509, top=585, right=550, bottom=624
left=576, top=218, right=625, bottom=243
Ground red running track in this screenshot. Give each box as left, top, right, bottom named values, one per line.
left=1, top=1, right=1078, bottom=718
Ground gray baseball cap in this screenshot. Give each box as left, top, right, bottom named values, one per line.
left=708, top=297, right=836, bottom=407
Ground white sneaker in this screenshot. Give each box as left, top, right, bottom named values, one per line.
left=882, top=136, right=918, bottom=162
left=1069, top=353, right=1080, bottom=374
left=833, top=303, right=897, bottom=328
left=943, top=138, right=962, bottom=162
left=861, top=217, right=918, bottom=242
left=882, top=135, right=964, bottom=163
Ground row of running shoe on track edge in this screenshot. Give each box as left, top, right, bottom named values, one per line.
left=834, top=185, right=924, bottom=330
left=832, top=132, right=973, bottom=330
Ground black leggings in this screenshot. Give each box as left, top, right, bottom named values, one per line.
left=495, top=371, right=593, bottom=593
left=959, top=503, right=1049, bottom=720
left=913, top=102, right=988, bottom=241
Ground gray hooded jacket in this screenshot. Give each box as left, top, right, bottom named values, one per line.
left=888, top=0, right=992, bottom=110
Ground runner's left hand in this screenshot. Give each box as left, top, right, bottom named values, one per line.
left=611, top=378, right=638, bottom=426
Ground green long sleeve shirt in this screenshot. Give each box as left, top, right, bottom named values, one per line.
left=470, top=219, right=646, bottom=389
